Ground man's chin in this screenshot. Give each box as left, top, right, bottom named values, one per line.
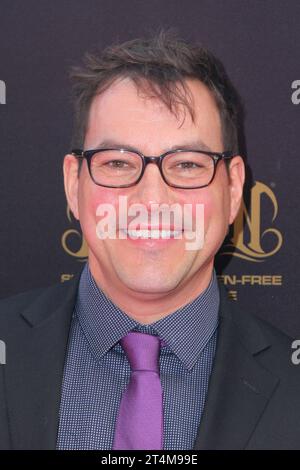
left=117, top=274, right=181, bottom=296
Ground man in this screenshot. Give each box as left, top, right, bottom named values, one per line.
left=0, top=32, right=299, bottom=450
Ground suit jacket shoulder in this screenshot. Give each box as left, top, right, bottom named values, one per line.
left=0, top=276, right=81, bottom=450
left=194, top=286, right=300, bottom=449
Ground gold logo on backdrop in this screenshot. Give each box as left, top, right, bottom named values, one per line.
left=61, top=206, right=88, bottom=260
left=222, top=181, right=283, bottom=262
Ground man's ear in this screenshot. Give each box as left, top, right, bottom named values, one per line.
left=228, top=156, right=245, bottom=225
left=63, top=154, right=80, bottom=220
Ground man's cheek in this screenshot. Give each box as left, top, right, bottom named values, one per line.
left=191, top=195, right=213, bottom=233
left=81, top=187, right=118, bottom=220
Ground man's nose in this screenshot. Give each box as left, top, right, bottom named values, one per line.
left=131, top=162, right=171, bottom=208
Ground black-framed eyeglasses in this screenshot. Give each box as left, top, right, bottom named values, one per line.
left=71, top=147, right=236, bottom=189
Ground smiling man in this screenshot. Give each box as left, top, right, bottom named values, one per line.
left=65, top=75, right=243, bottom=323
left=0, top=32, right=300, bottom=450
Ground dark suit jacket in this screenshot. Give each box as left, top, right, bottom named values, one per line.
left=0, top=274, right=299, bottom=450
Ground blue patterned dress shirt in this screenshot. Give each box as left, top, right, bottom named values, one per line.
left=56, top=262, right=219, bottom=450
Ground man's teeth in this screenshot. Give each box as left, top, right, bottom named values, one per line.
left=122, top=229, right=182, bottom=239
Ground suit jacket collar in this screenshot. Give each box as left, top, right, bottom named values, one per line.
left=5, top=274, right=81, bottom=450
left=193, top=284, right=279, bottom=449
left=4, top=274, right=279, bottom=449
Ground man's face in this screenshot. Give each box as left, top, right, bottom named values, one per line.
left=64, top=78, right=244, bottom=298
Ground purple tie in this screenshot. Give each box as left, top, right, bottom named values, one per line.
left=112, top=331, right=163, bottom=450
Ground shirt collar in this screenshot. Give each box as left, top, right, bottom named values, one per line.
left=75, top=262, right=219, bottom=370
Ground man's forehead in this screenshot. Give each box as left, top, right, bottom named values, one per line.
left=89, top=78, right=187, bottom=124
left=85, top=76, right=223, bottom=152
left=89, top=77, right=218, bottom=121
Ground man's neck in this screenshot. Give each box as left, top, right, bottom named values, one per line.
left=87, top=258, right=214, bottom=324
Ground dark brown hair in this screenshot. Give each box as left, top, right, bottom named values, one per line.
left=70, top=30, right=242, bottom=154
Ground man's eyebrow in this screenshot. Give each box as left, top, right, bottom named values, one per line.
left=89, top=139, right=213, bottom=153
left=90, top=140, right=138, bottom=151
left=168, top=140, right=213, bottom=152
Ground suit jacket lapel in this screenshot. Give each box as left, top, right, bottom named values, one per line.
left=4, top=275, right=81, bottom=449
left=194, top=285, right=280, bottom=449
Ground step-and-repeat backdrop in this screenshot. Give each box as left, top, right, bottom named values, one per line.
left=0, top=1, right=299, bottom=336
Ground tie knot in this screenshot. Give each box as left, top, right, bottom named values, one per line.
left=120, top=331, right=161, bottom=372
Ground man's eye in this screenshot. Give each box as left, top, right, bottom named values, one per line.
left=178, top=162, right=198, bottom=168
left=105, top=160, right=129, bottom=168
left=174, top=161, right=202, bottom=170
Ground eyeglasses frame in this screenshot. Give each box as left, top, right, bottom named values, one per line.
left=71, top=147, right=236, bottom=189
